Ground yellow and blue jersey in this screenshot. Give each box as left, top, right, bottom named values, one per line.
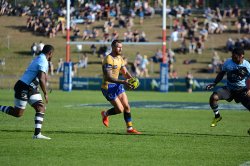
left=101, top=54, right=125, bottom=90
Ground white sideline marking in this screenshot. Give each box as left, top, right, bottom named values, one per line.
left=239, top=161, right=250, bottom=166
left=64, top=101, right=246, bottom=111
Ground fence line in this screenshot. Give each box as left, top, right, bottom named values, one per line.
left=68, top=41, right=162, bottom=46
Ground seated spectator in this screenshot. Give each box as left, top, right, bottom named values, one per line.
left=72, top=26, right=81, bottom=40
left=111, top=29, right=119, bottom=41
left=118, top=14, right=126, bottom=28
left=199, top=27, right=208, bottom=41
left=225, top=38, right=235, bottom=52
left=78, top=53, right=88, bottom=68
left=232, top=5, right=241, bottom=18
left=97, top=45, right=108, bottom=58
left=133, top=29, right=140, bottom=42
left=82, top=26, right=92, bottom=40
left=90, top=44, right=97, bottom=55
left=103, top=18, right=114, bottom=33
left=103, top=32, right=110, bottom=42
left=86, top=11, right=96, bottom=24
left=143, top=0, right=155, bottom=18
left=196, top=37, right=203, bottom=54
left=92, top=28, right=99, bottom=39
left=242, top=36, right=250, bottom=49
left=189, top=38, right=196, bottom=53
left=110, top=8, right=117, bottom=18
left=223, top=6, right=233, bottom=18
left=208, top=21, right=219, bottom=34
left=126, top=16, right=134, bottom=31
left=37, top=41, right=45, bottom=53
left=211, top=51, right=221, bottom=73
left=178, top=26, right=187, bottom=39
left=123, top=30, right=133, bottom=42
left=138, top=7, right=144, bottom=24
left=170, top=70, right=178, bottom=79
left=150, top=49, right=162, bottom=63
left=179, top=38, right=188, bottom=54
left=170, top=28, right=179, bottom=42
left=31, top=42, right=38, bottom=57
left=133, top=52, right=142, bottom=77
left=139, top=31, right=147, bottom=42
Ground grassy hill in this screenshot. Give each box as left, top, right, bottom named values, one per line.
left=0, top=14, right=249, bottom=89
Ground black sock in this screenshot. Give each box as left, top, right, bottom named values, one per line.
left=106, top=107, right=118, bottom=116
left=211, top=104, right=220, bottom=118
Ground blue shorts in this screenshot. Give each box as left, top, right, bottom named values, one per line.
left=101, top=83, right=125, bottom=101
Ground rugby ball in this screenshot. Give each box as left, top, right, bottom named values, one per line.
left=128, top=77, right=140, bottom=89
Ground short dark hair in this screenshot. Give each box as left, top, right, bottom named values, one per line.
left=42, top=45, right=54, bottom=54
left=232, top=47, right=244, bottom=56
left=111, top=40, right=121, bottom=48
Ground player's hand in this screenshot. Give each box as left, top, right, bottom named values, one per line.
left=246, top=89, right=250, bottom=97
left=124, top=79, right=134, bottom=90
left=205, top=83, right=216, bottom=90
left=44, top=93, right=49, bottom=104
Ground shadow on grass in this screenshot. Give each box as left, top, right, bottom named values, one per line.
left=14, top=51, right=32, bottom=56
left=0, top=129, right=249, bottom=138
left=5, top=25, right=28, bottom=32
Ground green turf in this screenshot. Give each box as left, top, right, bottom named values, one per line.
left=0, top=90, right=249, bottom=166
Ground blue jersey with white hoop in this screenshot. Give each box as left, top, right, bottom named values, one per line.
left=222, top=58, right=250, bottom=90
left=20, top=53, right=48, bottom=85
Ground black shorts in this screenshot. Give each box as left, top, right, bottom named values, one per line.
left=215, top=86, right=250, bottom=111
left=14, top=80, right=39, bottom=101
left=231, top=88, right=250, bottom=110
left=14, top=80, right=41, bottom=109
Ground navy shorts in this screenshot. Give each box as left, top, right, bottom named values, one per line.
left=101, top=83, right=125, bottom=101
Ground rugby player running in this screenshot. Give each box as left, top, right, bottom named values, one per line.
left=0, top=45, right=54, bottom=139
left=206, top=47, right=250, bottom=135
left=100, top=40, right=141, bottom=134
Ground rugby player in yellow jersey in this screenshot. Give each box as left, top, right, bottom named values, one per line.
left=101, top=40, right=141, bottom=134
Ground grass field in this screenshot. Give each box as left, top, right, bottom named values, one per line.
left=0, top=89, right=249, bottom=166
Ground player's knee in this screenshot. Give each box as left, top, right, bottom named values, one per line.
left=210, top=93, right=219, bottom=101
left=12, top=108, right=24, bottom=117
left=123, top=105, right=130, bottom=113
left=33, top=101, right=45, bottom=113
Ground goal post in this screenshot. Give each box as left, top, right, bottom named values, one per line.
left=63, top=0, right=72, bottom=91
left=63, top=0, right=169, bottom=92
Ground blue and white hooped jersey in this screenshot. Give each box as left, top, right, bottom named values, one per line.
left=20, top=53, right=48, bottom=85
left=222, top=58, right=250, bottom=90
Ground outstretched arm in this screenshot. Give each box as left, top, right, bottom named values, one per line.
left=206, top=71, right=226, bottom=90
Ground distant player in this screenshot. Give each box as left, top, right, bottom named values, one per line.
left=0, top=45, right=54, bottom=139
left=100, top=40, right=141, bottom=134
left=206, top=47, right=250, bottom=134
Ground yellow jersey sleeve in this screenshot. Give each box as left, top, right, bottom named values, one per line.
left=103, top=55, right=114, bottom=71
